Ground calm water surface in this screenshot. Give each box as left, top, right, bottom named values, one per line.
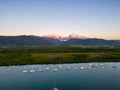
left=0, top=63, right=120, bottom=90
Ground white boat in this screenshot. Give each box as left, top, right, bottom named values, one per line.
left=58, top=65, right=63, bottom=69
left=22, top=70, right=28, bottom=73
left=100, top=63, right=104, bottom=66
left=53, top=68, right=58, bottom=72
left=66, top=66, right=70, bottom=71
left=29, top=67, right=36, bottom=72
left=46, top=67, right=50, bottom=70
left=52, top=81, right=59, bottom=90
left=7, top=68, right=11, bottom=71
left=74, top=66, right=77, bottom=70
left=80, top=67, right=84, bottom=70
left=22, top=66, right=27, bottom=73
left=52, top=88, right=59, bottom=90
left=100, top=63, right=104, bottom=68
left=112, top=65, right=117, bottom=68
left=38, top=68, right=43, bottom=72
left=89, top=63, right=96, bottom=68
left=58, top=65, right=62, bottom=67
left=29, top=69, right=36, bottom=73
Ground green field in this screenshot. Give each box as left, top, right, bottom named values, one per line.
left=0, top=46, right=120, bottom=66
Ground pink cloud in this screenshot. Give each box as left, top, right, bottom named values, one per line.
left=68, top=33, right=86, bottom=39
left=42, top=33, right=61, bottom=39
left=42, top=33, right=86, bottom=39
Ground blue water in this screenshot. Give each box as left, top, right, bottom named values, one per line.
left=0, top=63, right=120, bottom=90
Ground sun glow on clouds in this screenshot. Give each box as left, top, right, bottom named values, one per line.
left=42, top=33, right=61, bottom=39
left=42, top=33, right=86, bottom=39
left=68, top=33, right=86, bottom=39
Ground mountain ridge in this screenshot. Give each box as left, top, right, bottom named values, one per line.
left=0, top=35, right=119, bottom=46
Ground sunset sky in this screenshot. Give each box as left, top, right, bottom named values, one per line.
left=0, top=0, right=120, bottom=40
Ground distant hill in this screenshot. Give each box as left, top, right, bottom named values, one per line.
left=0, top=35, right=119, bottom=46
left=0, top=35, right=53, bottom=46
left=44, top=37, right=62, bottom=45
left=62, top=38, right=120, bottom=46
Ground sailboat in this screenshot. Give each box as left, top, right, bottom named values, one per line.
left=22, top=66, right=28, bottom=73
left=52, top=65, right=59, bottom=90
left=66, top=66, right=70, bottom=71
left=52, top=88, right=59, bottom=90
left=22, top=69, right=28, bottom=73
left=52, top=81, right=59, bottom=90
left=38, top=68, right=43, bottom=72
left=29, top=67, right=36, bottom=73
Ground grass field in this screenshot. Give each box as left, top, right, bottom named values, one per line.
left=0, top=46, right=120, bottom=66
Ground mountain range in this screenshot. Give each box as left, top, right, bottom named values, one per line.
left=0, top=35, right=119, bottom=46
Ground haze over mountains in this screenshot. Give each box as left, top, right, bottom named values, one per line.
left=0, top=35, right=120, bottom=46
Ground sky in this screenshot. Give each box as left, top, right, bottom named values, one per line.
left=0, top=0, right=120, bottom=40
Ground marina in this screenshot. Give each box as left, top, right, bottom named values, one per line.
left=0, top=63, right=120, bottom=90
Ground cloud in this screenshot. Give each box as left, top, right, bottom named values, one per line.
left=42, top=33, right=86, bottom=40
left=68, top=33, right=86, bottom=39
left=42, top=33, right=61, bottom=39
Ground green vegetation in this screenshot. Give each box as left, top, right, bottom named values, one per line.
left=0, top=46, right=120, bottom=66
